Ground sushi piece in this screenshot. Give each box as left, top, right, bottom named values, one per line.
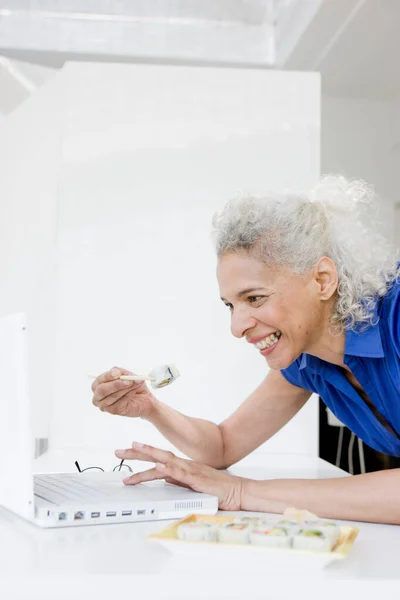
left=233, top=516, right=258, bottom=524
left=232, top=516, right=259, bottom=530
left=283, top=507, right=318, bottom=524
left=253, top=517, right=278, bottom=530
left=217, top=522, right=251, bottom=545
left=276, top=519, right=301, bottom=535
left=250, top=526, right=291, bottom=548
left=177, top=521, right=218, bottom=542
left=292, top=529, right=334, bottom=552
left=302, top=520, right=340, bottom=545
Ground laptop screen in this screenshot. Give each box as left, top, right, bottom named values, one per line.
left=0, top=312, right=35, bottom=520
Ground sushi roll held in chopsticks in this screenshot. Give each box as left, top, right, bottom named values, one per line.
left=292, top=528, right=334, bottom=552
left=217, top=522, right=251, bottom=545
left=250, top=526, right=291, bottom=548
left=177, top=521, right=218, bottom=542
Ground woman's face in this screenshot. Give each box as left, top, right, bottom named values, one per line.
left=217, top=251, right=331, bottom=370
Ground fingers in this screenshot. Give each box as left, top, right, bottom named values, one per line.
left=114, top=442, right=241, bottom=509
left=93, top=385, right=132, bottom=409
left=115, top=443, right=185, bottom=468
left=115, top=443, right=201, bottom=490
left=122, top=467, right=192, bottom=489
left=123, top=467, right=165, bottom=485
left=92, top=366, right=141, bottom=408
left=91, top=366, right=129, bottom=392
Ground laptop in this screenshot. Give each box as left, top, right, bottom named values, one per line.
left=0, top=312, right=218, bottom=528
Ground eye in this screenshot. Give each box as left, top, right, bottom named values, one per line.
left=248, top=296, right=264, bottom=304
left=224, top=303, right=233, bottom=311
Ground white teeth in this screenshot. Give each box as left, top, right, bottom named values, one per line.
left=255, top=331, right=281, bottom=350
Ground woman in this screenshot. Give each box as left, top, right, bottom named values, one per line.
left=91, top=175, right=400, bottom=524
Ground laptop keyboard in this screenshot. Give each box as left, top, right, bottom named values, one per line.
left=34, top=473, right=138, bottom=505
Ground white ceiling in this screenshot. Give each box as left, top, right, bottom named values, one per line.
left=285, top=0, right=400, bottom=101
left=0, top=0, right=277, bottom=71
left=0, top=0, right=399, bottom=115
left=0, top=56, right=55, bottom=114
left=321, top=0, right=400, bottom=100
left=0, top=0, right=276, bottom=115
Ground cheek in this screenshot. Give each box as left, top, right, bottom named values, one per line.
left=258, top=304, right=281, bottom=324
left=279, top=304, right=313, bottom=338
left=295, top=306, right=320, bottom=338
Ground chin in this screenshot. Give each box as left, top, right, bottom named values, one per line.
left=265, top=350, right=298, bottom=371
left=266, top=358, right=291, bottom=370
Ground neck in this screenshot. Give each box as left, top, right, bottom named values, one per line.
left=305, top=313, right=346, bottom=368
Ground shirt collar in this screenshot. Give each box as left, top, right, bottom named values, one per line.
left=344, top=318, right=384, bottom=358
left=299, top=315, right=384, bottom=371
left=345, top=298, right=384, bottom=358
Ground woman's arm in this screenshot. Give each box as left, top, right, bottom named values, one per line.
left=93, top=367, right=310, bottom=469
left=116, top=442, right=400, bottom=524
left=149, top=370, right=311, bottom=468
left=241, top=468, right=400, bottom=524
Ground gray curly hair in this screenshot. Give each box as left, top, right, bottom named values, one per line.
left=212, top=175, right=400, bottom=332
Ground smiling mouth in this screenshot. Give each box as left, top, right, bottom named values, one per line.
left=254, top=331, right=282, bottom=350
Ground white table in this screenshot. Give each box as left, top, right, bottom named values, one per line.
left=0, top=453, right=398, bottom=599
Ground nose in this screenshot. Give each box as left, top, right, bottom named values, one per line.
left=230, top=307, right=257, bottom=339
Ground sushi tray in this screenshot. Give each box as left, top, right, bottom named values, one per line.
left=148, top=512, right=359, bottom=568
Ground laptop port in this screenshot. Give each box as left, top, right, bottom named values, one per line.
left=121, top=510, right=132, bottom=517
left=137, top=509, right=146, bottom=516
left=106, top=511, right=117, bottom=517
left=91, top=512, right=100, bottom=519
left=74, top=511, right=85, bottom=520
left=58, top=512, right=68, bottom=521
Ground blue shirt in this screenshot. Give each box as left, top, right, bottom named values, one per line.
left=281, top=280, right=400, bottom=456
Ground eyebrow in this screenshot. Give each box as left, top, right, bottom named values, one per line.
left=220, top=288, right=268, bottom=302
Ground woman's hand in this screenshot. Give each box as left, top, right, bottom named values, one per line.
left=91, top=367, right=157, bottom=419
left=115, top=442, right=244, bottom=511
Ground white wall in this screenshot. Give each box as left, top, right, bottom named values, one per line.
left=1, top=62, right=321, bottom=468
left=0, top=76, right=62, bottom=442
left=321, top=95, right=399, bottom=244
left=394, top=101, right=400, bottom=248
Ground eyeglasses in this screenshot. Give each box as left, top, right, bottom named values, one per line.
left=74, top=459, right=133, bottom=473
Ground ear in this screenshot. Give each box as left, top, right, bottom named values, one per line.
left=314, top=257, right=338, bottom=301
